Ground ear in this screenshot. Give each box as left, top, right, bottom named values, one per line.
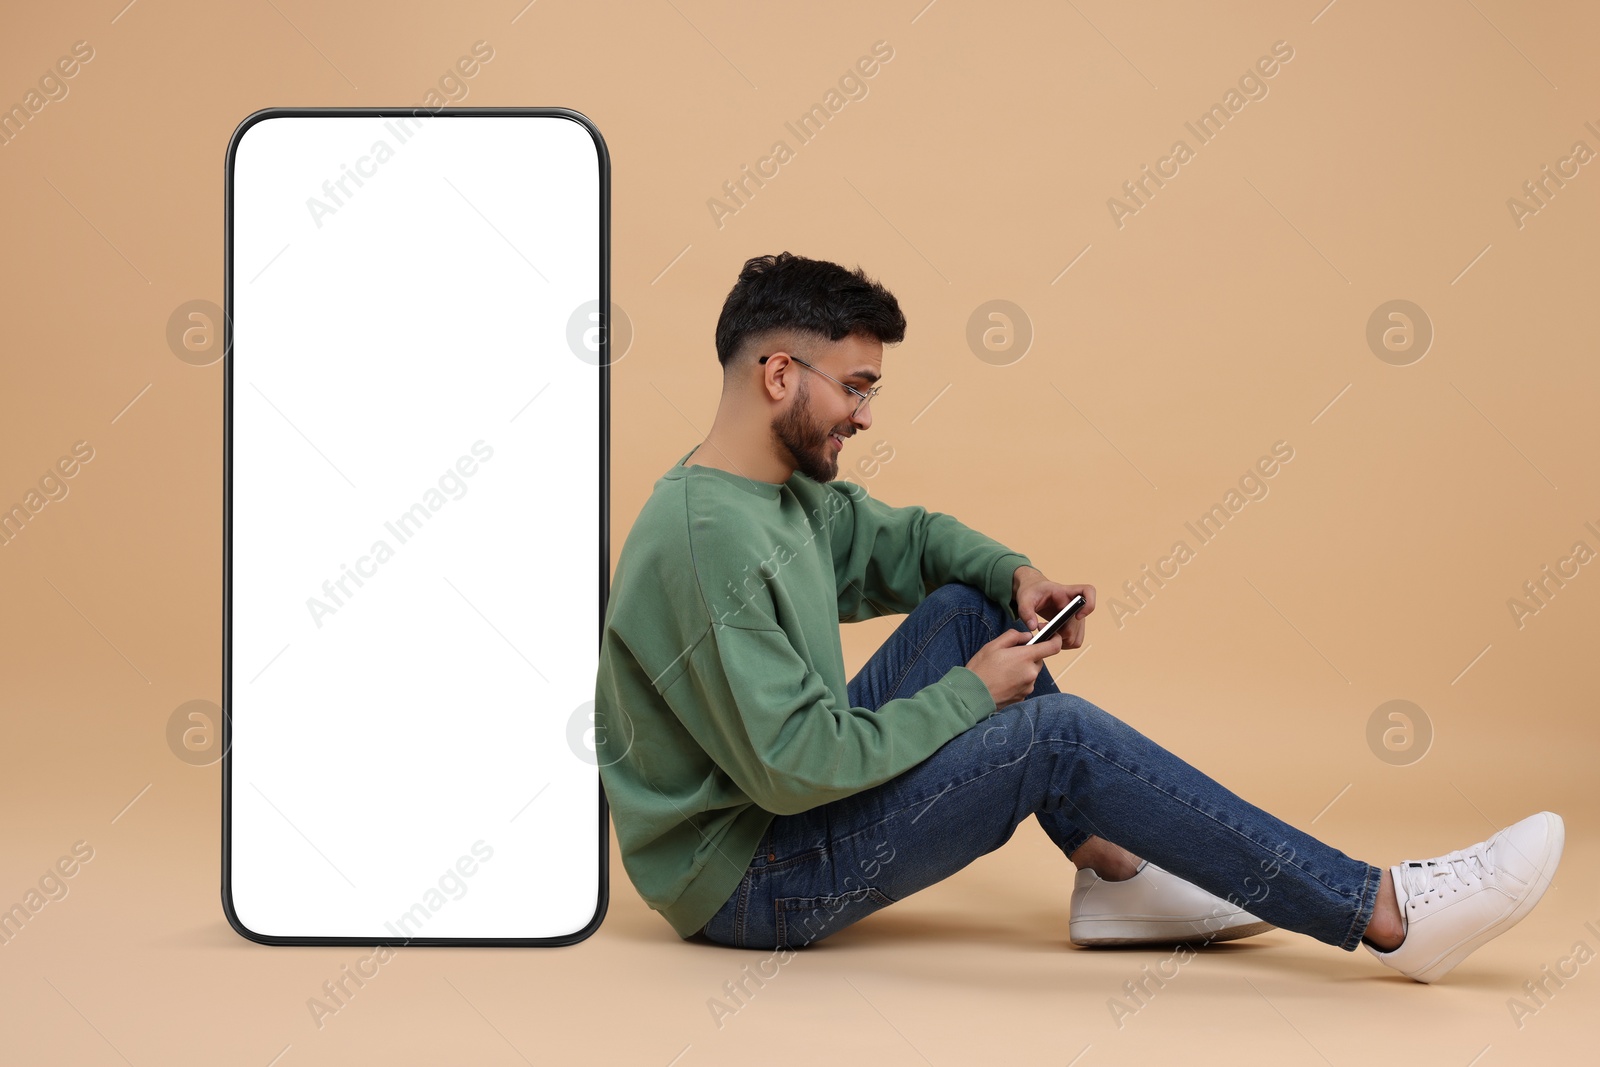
left=761, top=351, right=797, bottom=399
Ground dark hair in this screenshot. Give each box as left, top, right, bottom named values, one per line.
left=714, top=252, right=907, bottom=371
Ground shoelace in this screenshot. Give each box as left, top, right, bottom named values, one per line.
left=1398, top=840, right=1497, bottom=905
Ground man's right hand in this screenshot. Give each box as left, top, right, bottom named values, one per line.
left=965, top=628, right=1062, bottom=710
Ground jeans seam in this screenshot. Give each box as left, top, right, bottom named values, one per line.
left=1050, top=736, right=1355, bottom=901
left=775, top=886, right=894, bottom=910
left=764, top=848, right=825, bottom=871
left=733, top=871, right=751, bottom=948
left=1341, top=861, right=1384, bottom=952
left=825, top=759, right=1020, bottom=852
left=883, top=604, right=990, bottom=705
left=821, top=728, right=1363, bottom=929
left=822, top=699, right=1047, bottom=849
left=773, top=887, right=896, bottom=949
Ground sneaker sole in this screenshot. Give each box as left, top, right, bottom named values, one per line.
left=1409, top=812, right=1566, bottom=983
left=1071, top=916, right=1275, bottom=947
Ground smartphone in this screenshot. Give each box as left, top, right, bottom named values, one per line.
left=225, top=109, right=608, bottom=946
left=1025, top=594, right=1086, bottom=646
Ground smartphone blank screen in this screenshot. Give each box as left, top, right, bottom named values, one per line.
left=224, top=109, right=608, bottom=943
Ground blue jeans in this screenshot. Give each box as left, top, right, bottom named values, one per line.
left=693, top=582, right=1383, bottom=952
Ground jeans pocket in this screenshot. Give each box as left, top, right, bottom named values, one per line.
left=774, top=887, right=895, bottom=949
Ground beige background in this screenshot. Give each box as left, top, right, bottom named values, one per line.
left=2, top=0, right=1597, bottom=1063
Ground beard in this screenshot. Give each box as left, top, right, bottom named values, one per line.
left=773, top=377, right=840, bottom=484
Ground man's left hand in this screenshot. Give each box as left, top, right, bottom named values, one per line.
left=1012, top=565, right=1095, bottom=651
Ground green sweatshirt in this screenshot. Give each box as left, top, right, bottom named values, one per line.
left=594, top=446, right=1035, bottom=939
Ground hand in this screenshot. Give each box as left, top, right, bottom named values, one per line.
left=1013, top=567, right=1095, bottom=651
left=965, top=628, right=1062, bottom=710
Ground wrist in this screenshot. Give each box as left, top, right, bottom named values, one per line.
left=1011, top=564, right=1042, bottom=598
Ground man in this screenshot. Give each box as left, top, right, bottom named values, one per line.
left=593, top=251, right=1563, bottom=982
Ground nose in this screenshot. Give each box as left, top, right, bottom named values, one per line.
left=852, top=403, right=872, bottom=432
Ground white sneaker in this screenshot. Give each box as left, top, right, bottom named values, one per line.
left=1364, top=811, right=1565, bottom=983
left=1070, top=860, right=1275, bottom=946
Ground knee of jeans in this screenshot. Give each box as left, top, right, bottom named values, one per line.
left=1023, top=691, right=1118, bottom=741
left=927, top=581, right=1004, bottom=624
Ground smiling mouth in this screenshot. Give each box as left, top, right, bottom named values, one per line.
left=829, top=432, right=848, bottom=451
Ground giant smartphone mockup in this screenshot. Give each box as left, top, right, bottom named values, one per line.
left=223, top=108, right=609, bottom=944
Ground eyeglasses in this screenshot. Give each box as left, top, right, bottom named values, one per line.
left=758, top=354, right=881, bottom=418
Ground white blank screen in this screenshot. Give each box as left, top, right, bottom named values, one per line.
left=227, top=112, right=604, bottom=941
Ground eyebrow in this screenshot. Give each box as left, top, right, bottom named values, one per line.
left=847, top=369, right=881, bottom=385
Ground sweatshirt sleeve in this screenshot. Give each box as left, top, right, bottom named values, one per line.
left=660, top=620, right=998, bottom=816
left=826, top=479, right=1034, bottom=625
